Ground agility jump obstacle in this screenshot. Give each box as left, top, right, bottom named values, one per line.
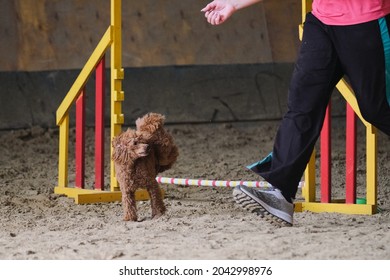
left=294, top=0, right=378, bottom=215
left=54, top=0, right=142, bottom=204
left=55, top=0, right=378, bottom=214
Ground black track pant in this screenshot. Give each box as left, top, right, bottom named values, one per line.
left=249, top=12, right=390, bottom=200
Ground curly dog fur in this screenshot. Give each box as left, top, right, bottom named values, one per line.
left=112, top=113, right=179, bottom=221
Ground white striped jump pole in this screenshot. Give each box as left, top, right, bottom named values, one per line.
left=156, top=176, right=304, bottom=189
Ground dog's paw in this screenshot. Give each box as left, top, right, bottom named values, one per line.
left=151, top=208, right=166, bottom=219
left=123, top=215, right=138, bottom=222
left=152, top=213, right=164, bottom=219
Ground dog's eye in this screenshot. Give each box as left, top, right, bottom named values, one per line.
left=133, top=140, right=138, bottom=145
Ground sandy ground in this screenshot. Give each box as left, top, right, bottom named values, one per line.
left=0, top=119, right=390, bottom=260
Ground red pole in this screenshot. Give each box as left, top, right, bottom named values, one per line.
left=346, top=103, right=357, bottom=203
left=321, top=103, right=331, bottom=203
left=95, top=56, right=105, bottom=190
left=75, top=89, right=86, bottom=188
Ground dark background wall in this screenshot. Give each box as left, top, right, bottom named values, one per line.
left=1, top=0, right=341, bottom=130
left=1, top=0, right=301, bottom=70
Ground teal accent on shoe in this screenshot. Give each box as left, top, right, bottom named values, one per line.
left=379, top=17, right=390, bottom=106
left=246, top=152, right=273, bottom=170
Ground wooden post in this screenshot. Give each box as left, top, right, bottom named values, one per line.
left=58, top=115, right=69, bottom=188
left=95, top=57, right=105, bottom=190
left=320, top=103, right=331, bottom=203
left=366, top=126, right=377, bottom=206
left=110, top=0, right=124, bottom=192
left=303, top=150, right=316, bottom=202
left=345, top=103, right=357, bottom=204
left=75, top=89, right=86, bottom=189
left=301, top=0, right=312, bottom=23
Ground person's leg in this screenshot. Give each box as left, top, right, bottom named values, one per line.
left=332, top=15, right=390, bottom=136
left=234, top=13, right=344, bottom=226
left=248, top=13, right=344, bottom=201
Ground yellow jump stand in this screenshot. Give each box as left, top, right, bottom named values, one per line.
left=54, top=0, right=150, bottom=204
left=294, top=0, right=378, bottom=215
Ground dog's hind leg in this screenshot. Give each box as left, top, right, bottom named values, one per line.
left=147, top=182, right=166, bottom=219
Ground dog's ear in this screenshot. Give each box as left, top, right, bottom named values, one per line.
left=136, top=113, right=165, bottom=133
left=112, top=134, right=130, bottom=165
left=112, top=130, right=149, bottom=165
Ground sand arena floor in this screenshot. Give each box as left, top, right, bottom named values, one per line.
left=0, top=120, right=389, bottom=259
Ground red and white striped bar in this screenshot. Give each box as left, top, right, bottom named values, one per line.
left=156, top=176, right=304, bottom=189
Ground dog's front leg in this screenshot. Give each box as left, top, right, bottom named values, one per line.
left=147, top=182, right=166, bottom=219
left=122, top=190, right=138, bottom=221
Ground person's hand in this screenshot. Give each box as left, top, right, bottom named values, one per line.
left=201, top=1, right=236, bottom=25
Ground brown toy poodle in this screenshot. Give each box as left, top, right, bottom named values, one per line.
left=112, top=113, right=179, bottom=221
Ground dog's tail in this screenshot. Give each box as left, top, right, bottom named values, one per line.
left=157, top=140, right=179, bottom=173
left=136, top=113, right=165, bottom=134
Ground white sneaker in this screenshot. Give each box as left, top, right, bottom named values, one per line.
left=233, top=185, right=293, bottom=226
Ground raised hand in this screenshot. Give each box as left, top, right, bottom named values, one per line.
left=201, top=1, right=236, bottom=25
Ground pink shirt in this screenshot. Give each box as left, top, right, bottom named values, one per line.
left=312, top=0, right=390, bottom=25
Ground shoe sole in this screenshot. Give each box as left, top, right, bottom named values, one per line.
left=233, top=188, right=292, bottom=227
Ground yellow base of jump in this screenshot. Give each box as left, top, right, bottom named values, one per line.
left=54, top=187, right=165, bottom=204
left=294, top=201, right=376, bottom=215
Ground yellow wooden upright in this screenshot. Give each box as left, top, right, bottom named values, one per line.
left=298, top=0, right=312, bottom=40
left=110, top=0, right=125, bottom=192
